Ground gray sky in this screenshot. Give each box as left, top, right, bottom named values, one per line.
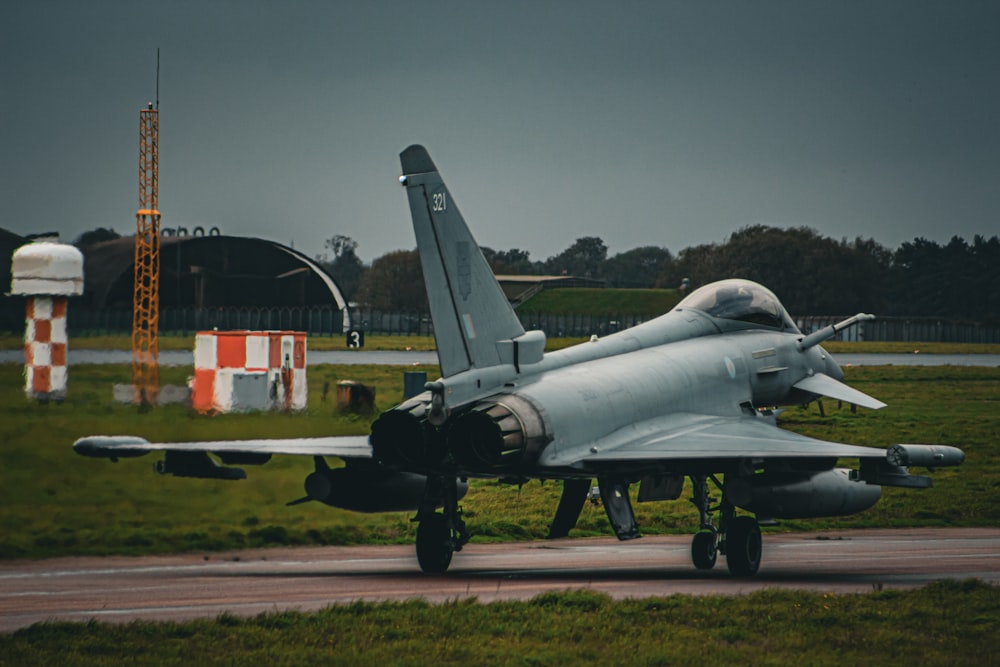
left=2, top=1, right=997, bottom=263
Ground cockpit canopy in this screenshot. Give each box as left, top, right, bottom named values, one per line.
left=677, top=279, right=800, bottom=332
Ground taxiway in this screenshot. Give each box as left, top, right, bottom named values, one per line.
left=1, top=528, right=996, bottom=633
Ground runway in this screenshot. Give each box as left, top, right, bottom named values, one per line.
left=2, top=528, right=997, bottom=633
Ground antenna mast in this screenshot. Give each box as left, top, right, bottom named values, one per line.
left=132, top=52, right=161, bottom=405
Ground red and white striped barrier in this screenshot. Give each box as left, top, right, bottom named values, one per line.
left=191, top=331, right=307, bottom=413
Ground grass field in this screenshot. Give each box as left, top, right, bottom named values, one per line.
left=2, top=581, right=997, bottom=665
left=517, top=287, right=683, bottom=315
left=0, top=361, right=997, bottom=561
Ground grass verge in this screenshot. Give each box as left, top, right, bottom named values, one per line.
left=517, top=287, right=682, bottom=315
left=2, top=581, right=997, bottom=665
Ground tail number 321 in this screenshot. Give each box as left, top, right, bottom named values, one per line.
left=432, top=192, right=447, bottom=212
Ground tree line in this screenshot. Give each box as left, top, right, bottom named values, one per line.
left=316, top=227, right=1000, bottom=322
left=69, top=226, right=1000, bottom=322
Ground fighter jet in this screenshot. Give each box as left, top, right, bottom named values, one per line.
left=75, top=145, right=964, bottom=576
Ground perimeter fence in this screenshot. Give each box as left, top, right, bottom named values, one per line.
left=797, top=315, right=1000, bottom=344
left=1, top=302, right=998, bottom=343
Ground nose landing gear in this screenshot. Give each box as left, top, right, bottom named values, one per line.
left=689, top=475, right=762, bottom=577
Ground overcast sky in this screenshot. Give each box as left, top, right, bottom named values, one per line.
left=2, top=1, right=997, bottom=263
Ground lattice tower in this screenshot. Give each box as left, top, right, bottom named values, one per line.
left=132, top=104, right=160, bottom=403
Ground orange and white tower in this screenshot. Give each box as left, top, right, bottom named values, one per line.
left=10, top=241, right=84, bottom=401
left=132, top=102, right=161, bottom=404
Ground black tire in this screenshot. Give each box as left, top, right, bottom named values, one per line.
left=691, top=530, right=718, bottom=570
left=416, top=513, right=453, bottom=574
left=726, top=516, right=762, bottom=577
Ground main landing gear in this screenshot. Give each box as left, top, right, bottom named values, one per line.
left=413, top=476, right=470, bottom=574
left=690, top=475, right=762, bottom=577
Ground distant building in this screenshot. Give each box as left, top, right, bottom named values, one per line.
left=80, top=235, right=347, bottom=311
left=0, top=228, right=27, bottom=292
left=0, top=228, right=29, bottom=333
left=0, top=231, right=349, bottom=334
left=495, top=275, right=606, bottom=306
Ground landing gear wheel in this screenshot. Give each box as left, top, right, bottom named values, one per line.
left=725, top=516, right=762, bottom=577
left=416, top=513, right=453, bottom=574
left=691, top=530, right=718, bottom=570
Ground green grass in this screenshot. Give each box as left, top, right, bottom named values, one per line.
left=822, top=340, right=1000, bottom=354
left=2, top=581, right=997, bottom=665
left=776, top=365, right=1000, bottom=530
left=0, top=362, right=435, bottom=559
left=518, top=287, right=682, bottom=315
left=0, top=362, right=997, bottom=560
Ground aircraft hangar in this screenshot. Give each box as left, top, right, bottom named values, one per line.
left=79, top=234, right=347, bottom=311
left=1, top=230, right=349, bottom=335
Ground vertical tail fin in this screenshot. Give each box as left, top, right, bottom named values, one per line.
left=399, top=145, right=528, bottom=378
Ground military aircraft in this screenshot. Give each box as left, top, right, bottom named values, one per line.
left=75, top=145, right=965, bottom=576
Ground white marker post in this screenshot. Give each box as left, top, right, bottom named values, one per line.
left=10, top=241, right=84, bottom=401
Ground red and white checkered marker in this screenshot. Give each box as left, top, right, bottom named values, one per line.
left=10, top=241, right=83, bottom=401
left=24, top=296, right=70, bottom=399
